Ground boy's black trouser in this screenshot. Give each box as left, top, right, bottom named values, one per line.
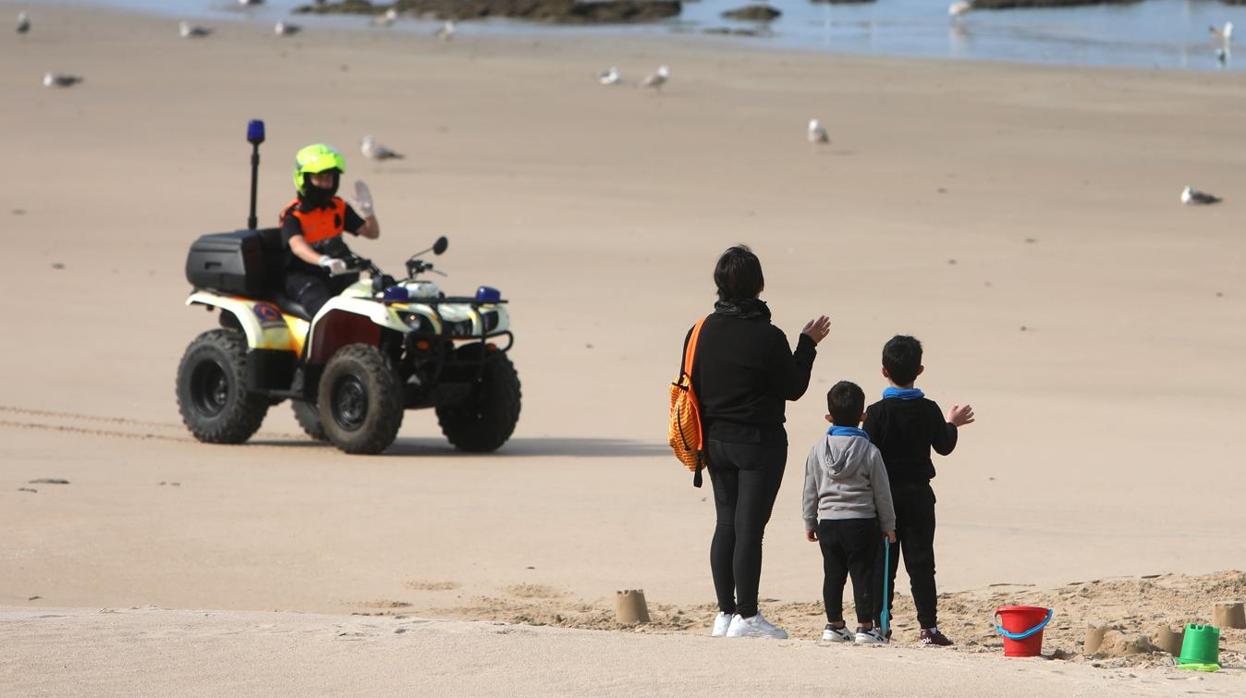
left=706, top=439, right=786, bottom=619
left=817, top=517, right=881, bottom=625
left=880, top=481, right=939, bottom=629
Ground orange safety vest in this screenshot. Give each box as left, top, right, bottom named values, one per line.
left=279, top=197, right=347, bottom=245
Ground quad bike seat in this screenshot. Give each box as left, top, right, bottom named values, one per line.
left=271, top=293, right=312, bottom=321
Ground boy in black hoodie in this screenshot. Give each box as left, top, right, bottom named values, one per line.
left=863, top=335, right=974, bottom=646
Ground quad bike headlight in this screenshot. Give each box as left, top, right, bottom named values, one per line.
left=399, top=312, right=430, bottom=333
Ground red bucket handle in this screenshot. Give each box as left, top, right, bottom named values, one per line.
left=993, top=607, right=1053, bottom=641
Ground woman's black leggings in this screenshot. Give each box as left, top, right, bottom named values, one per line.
left=707, top=439, right=787, bottom=618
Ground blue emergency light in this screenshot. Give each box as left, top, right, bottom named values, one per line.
left=247, top=119, right=266, bottom=145
left=475, top=286, right=502, bottom=303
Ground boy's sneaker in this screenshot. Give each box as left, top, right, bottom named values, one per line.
left=919, top=627, right=954, bottom=646
left=725, top=612, right=788, bottom=639
left=821, top=623, right=854, bottom=643
left=854, top=628, right=888, bottom=645
left=711, top=612, right=735, bottom=637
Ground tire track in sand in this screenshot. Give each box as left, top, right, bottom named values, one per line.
left=0, top=405, right=304, bottom=444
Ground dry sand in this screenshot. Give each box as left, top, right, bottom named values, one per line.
left=3, top=2, right=1246, bottom=695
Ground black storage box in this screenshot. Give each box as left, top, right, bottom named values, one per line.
left=185, top=229, right=283, bottom=296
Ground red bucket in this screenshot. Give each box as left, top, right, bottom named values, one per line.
left=994, top=606, right=1053, bottom=657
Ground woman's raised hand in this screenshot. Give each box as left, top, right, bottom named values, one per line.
left=801, top=315, right=831, bottom=344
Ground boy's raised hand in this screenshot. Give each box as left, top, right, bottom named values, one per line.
left=801, top=315, right=831, bottom=344
left=948, top=403, right=975, bottom=427
left=805, top=529, right=818, bottom=542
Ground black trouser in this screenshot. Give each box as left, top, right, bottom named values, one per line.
left=707, top=439, right=786, bottom=618
left=284, top=270, right=358, bottom=318
left=817, top=517, right=881, bottom=625
left=879, top=481, right=939, bottom=629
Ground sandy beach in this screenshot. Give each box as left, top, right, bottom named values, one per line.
left=3, top=2, right=1246, bottom=694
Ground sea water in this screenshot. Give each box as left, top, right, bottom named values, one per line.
left=58, top=0, right=1246, bottom=71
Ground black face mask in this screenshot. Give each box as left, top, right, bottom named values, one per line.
left=299, top=171, right=340, bottom=209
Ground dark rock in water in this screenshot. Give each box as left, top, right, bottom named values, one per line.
left=295, top=0, right=682, bottom=23
left=722, top=4, right=781, bottom=20
left=703, top=26, right=767, bottom=36
left=973, top=0, right=1140, bottom=8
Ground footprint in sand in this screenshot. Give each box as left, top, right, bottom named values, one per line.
left=405, top=580, right=461, bottom=592
left=504, top=583, right=567, bottom=599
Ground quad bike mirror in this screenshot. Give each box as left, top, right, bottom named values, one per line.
left=433, top=236, right=449, bottom=255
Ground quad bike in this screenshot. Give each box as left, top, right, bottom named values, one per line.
left=175, top=120, right=519, bottom=454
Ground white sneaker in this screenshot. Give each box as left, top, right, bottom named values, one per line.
left=855, top=628, right=888, bottom=645
left=821, top=624, right=853, bottom=642
left=725, top=612, right=788, bottom=639
left=711, top=612, right=735, bottom=637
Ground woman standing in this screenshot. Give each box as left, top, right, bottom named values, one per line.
left=690, top=245, right=830, bottom=639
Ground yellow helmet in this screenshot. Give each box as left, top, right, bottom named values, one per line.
left=292, top=143, right=346, bottom=194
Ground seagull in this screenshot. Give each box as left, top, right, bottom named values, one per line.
left=435, top=20, right=456, bottom=41
left=239, top=0, right=263, bottom=6
left=179, top=21, right=212, bottom=38
left=372, top=8, right=398, bottom=27
left=1182, top=185, right=1221, bottom=205
left=17, top=11, right=30, bottom=34
left=42, top=73, right=83, bottom=88
left=598, top=66, right=622, bottom=85
left=361, top=135, right=404, bottom=161
left=640, top=65, right=670, bottom=91
left=808, top=119, right=829, bottom=144
left=949, top=1, right=972, bottom=17
left=274, top=21, right=301, bottom=36
left=1210, top=21, right=1233, bottom=43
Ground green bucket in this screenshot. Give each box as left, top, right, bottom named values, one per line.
left=1177, top=624, right=1220, bottom=669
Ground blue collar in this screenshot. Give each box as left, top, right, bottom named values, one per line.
left=827, top=426, right=870, bottom=439
left=883, top=387, right=924, bottom=400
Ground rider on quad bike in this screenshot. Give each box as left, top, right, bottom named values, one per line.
left=281, top=144, right=378, bottom=319
left=176, top=121, right=519, bottom=456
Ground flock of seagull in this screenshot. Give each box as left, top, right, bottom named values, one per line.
left=14, top=6, right=1233, bottom=201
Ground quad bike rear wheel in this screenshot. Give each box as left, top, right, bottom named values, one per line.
left=318, top=343, right=404, bottom=454
left=176, top=329, right=269, bottom=443
left=436, top=346, right=521, bottom=452
left=291, top=399, right=328, bottom=442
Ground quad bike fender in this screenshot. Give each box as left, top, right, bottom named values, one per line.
left=304, top=296, right=411, bottom=364
left=186, top=292, right=300, bottom=352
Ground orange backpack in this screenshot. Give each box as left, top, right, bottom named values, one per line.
left=669, top=317, right=708, bottom=487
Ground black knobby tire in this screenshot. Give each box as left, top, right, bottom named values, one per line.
left=176, top=329, right=269, bottom=444
left=318, top=344, right=404, bottom=455
left=291, top=399, right=328, bottom=441
left=436, top=347, right=521, bottom=453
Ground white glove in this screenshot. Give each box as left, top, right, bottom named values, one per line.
left=318, top=255, right=348, bottom=276
left=354, top=180, right=375, bottom=217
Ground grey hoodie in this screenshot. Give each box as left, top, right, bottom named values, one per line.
left=802, top=434, right=896, bottom=533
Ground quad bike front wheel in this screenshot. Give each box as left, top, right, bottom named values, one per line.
left=436, top=346, right=521, bottom=453
left=291, top=399, right=328, bottom=442
left=318, top=344, right=404, bottom=454
left=176, top=329, right=269, bottom=443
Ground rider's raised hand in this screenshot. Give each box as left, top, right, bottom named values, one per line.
left=354, top=180, right=375, bottom=218
left=319, top=256, right=348, bottom=276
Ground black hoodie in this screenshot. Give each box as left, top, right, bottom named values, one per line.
left=686, top=299, right=817, bottom=445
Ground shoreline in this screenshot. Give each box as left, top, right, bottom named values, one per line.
left=25, top=0, right=1246, bottom=74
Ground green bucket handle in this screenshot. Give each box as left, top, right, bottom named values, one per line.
left=993, top=608, right=1053, bottom=640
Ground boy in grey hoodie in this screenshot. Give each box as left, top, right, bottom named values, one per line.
left=803, top=381, right=897, bottom=644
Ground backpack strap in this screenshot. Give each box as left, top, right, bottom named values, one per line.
left=684, top=316, right=709, bottom=487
